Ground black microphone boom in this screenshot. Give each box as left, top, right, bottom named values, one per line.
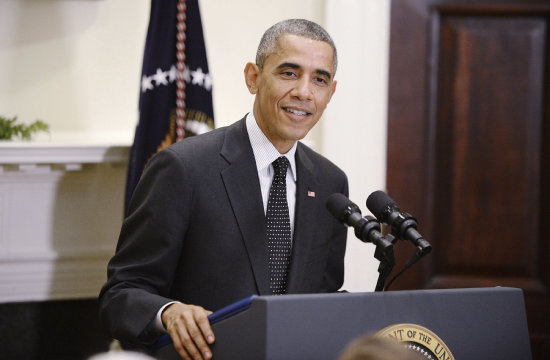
left=366, top=191, right=431, bottom=254
left=327, top=193, right=395, bottom=291
left=326, top=193, right=392, bottom=250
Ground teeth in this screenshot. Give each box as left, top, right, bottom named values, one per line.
left=285, top=108, right=308, bottom=116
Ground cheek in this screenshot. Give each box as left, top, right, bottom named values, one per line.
left=316, top=91, right=333, bottom=109
left=308, top=117, right=321, bottom=131
left=269, top=83, right=291, bottom=102
left=260, top=88, right=283, bottom=111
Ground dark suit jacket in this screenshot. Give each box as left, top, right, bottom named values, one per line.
left=99, top=117, right=348, bottom=345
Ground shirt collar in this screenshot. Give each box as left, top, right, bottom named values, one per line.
left=246, top=112, right=297, bottom=181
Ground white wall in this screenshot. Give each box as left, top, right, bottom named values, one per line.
left=0, top=0, right=149, bottom=142
left=324, top=0, right=390, bottom=291
left=199, top=0, right=325, bottom=129
left=0, top=0, right=390, bottom=293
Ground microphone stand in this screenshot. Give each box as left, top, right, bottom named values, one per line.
left=374, top=234, right=397, bottom=292
left=384, top=243, right=431, bottom=291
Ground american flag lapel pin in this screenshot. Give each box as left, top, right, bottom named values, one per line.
left=307, top=190, right=316, bottom=198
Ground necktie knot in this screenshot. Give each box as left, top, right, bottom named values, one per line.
left=273, top=156, right=289, bottom=178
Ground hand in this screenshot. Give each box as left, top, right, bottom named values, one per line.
left=161, top=302, right=215, bottom=360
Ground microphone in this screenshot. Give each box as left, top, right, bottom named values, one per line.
left=326, top=193, right=392, bottom=250
left=366, top=191, right=431, bottom=254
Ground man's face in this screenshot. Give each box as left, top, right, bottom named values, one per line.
left=245, top=34, right=337, bottom=153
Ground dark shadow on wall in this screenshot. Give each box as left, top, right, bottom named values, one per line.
left=0, top=299, right=111, bottom=360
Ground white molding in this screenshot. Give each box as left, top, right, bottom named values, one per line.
left=0, top=141, right=127, bottom=302
left=0, top=248, right=115, bottom=262
left=0, top=256, right=111, bottom=302
left=0, top=143, right=130, bottom=164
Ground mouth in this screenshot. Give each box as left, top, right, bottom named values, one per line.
left=282, top=107, right=312, bottom=116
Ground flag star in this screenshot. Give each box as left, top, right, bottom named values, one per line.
left=183, top=66, right=191, bottom=83
left=153, top=68, right=168, bottom=86
left=168, top=65, right=177, bottom=83
left=203, top=73, right=212, bottom=91
left=191, top=67, right=205, bottom=86
left=141, top=74, right=154, bottom=92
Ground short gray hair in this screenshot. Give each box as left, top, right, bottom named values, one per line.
left=256, top=19, right=338, bottom=76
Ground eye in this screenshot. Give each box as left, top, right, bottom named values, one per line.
left=281, top=70, right=297, bottom=78
left=314, top=76, right=329, bottom=85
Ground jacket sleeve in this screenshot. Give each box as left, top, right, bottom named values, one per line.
left=98, top=148, right=192, bottom=345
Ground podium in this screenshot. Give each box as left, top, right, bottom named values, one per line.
left=153, top=287, right=531, bottom=359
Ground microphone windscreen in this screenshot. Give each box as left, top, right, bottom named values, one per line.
left=326, top=193, right=353, bottom=221
left=366, top=191, right=397, bottom=220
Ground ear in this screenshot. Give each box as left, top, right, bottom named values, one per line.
left=328, top=79, right=337, bottom=102
left=244, top=62, right=260, bottom=94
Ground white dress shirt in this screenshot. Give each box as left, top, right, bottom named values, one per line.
left=245, top=111, right=297, bottom=236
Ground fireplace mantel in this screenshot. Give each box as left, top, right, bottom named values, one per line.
left=0, top=141, right=129, bottom=165
left=0, top=141, right=130, bottom=302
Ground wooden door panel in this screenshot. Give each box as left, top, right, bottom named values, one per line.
left=387, top=1, right=550, bottom=357
left=432, top=15, right=544, bottom=287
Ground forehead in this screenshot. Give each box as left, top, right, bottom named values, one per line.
left=266, top=34, right=335, bottom=75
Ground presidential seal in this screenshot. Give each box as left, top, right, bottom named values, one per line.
left=376, top=323, right=454, bottom=360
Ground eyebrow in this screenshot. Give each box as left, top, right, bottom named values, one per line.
left=276, top=62, right=333, bottom=80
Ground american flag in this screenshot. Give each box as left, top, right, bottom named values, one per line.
left=125, top=0, right=214, bottom=214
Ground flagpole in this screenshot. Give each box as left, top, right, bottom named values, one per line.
left=176, top=0, right=187, bottom=141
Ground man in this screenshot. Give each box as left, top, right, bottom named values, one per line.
left=99, top=19, right=348, bottom=360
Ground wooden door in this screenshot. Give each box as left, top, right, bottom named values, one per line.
left=387, top=0, right=550, bottom=357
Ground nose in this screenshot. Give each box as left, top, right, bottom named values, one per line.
left=291, top=76, right=313, bottom=100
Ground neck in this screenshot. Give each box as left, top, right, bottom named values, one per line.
left=252, top=105, right=295, bottom=154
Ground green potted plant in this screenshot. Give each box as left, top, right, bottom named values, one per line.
left=0, top=115, right=49, bottom=140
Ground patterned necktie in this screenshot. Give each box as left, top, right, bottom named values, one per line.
left=266, top=156, right=292, bottom=295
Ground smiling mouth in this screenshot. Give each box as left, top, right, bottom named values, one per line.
left=283, top=107, right=311, bottom=116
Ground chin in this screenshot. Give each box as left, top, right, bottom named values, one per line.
left=289, top=133, right=309, bottom=143
left=285, top=125, right=313, bottom=139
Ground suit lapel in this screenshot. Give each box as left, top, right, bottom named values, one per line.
left=220, top=119, right=271, bottom=295
left=287, top=145, right=321, bottom=293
